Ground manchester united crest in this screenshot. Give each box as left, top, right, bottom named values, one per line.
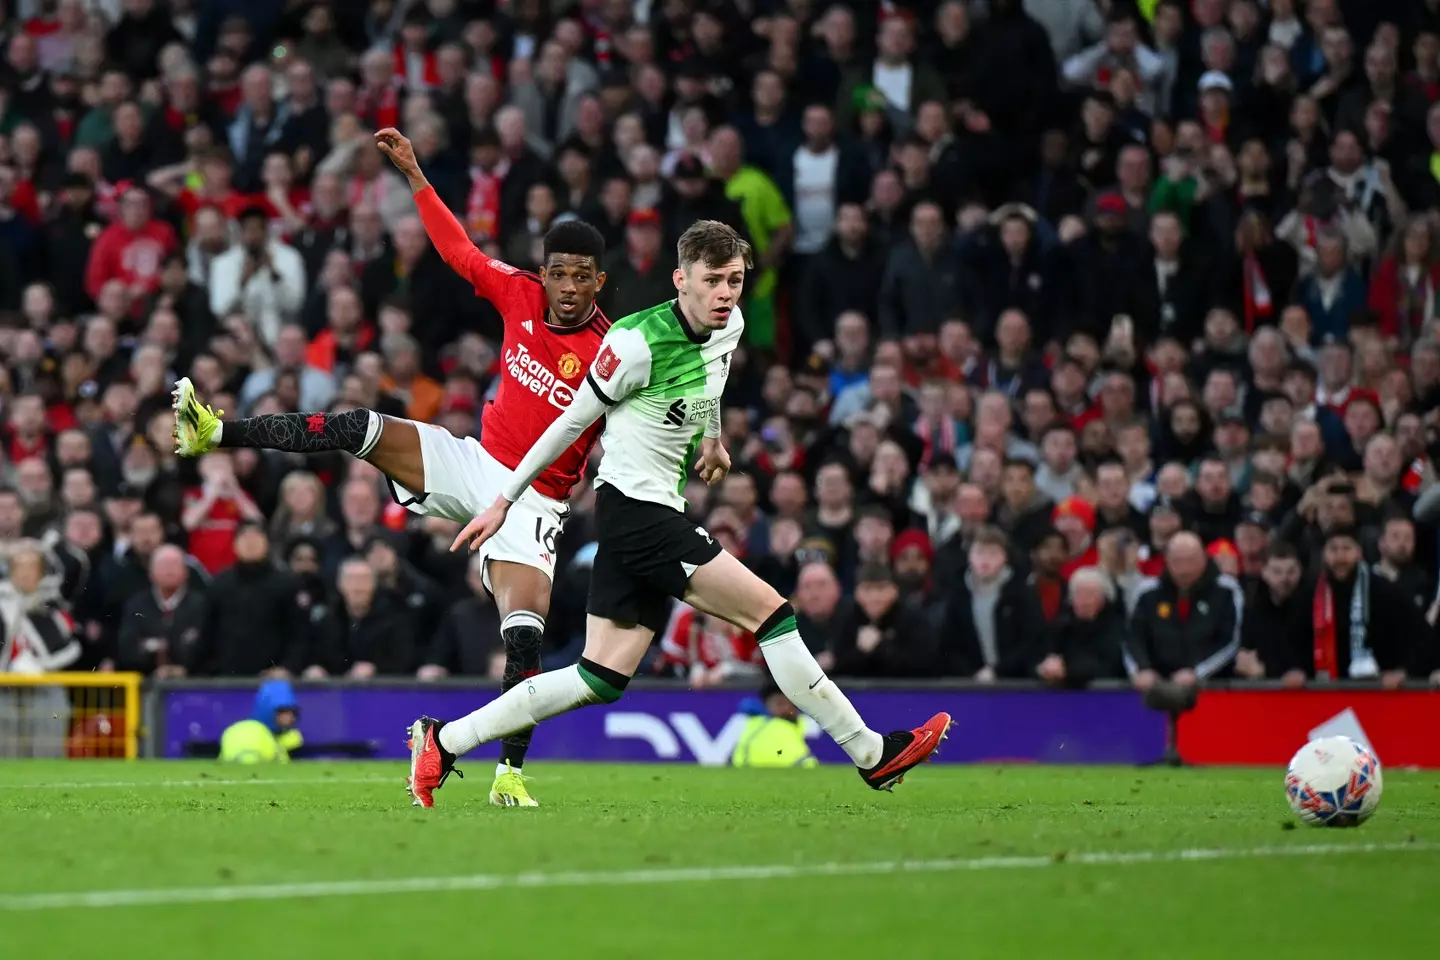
left=558, top=352, right=582, bottom=378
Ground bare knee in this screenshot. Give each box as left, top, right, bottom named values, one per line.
left=487, top=560, right=553, bottom=620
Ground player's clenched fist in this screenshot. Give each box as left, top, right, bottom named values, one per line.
left=695, top=437, right=730, bottom=486
left=452, top=496, right=513, bottom=553
left=374, top=127, right=419, bottom=177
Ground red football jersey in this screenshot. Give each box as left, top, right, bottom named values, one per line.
left=414, top=186, right=608, bottom=501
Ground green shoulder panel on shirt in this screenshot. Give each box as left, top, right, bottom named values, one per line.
left=612, top=300, right=709, bottom=399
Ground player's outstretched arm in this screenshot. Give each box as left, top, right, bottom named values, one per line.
left=375, top=126, right=509, bottom=298
left=451, top=384, right=609, bottom=553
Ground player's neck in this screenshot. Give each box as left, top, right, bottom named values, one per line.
left=670, top=301, right=712, bottom=343
left=547, top=304, right=594, bottom=328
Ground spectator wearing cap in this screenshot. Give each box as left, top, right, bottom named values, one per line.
left=83, top=184, right=178, bottom=306
left=41, top=173, right=104, bottom=314
left=1126, top=531, right=1244, bottom=691
left=942, top=525, right=1044, bottom=680
left=1303, top=526, right=1421, bottom=688
left=116, top=543, right=208, bottom=677
left=1232, top=511, right=1273, bottom=582
left=890, top=529, right=934, bottom=603
left=597, top=208, right=673, bottom=321
left=1039, top=565, right=1130, bottom=687
left=662, top=152, right=751, bottom=254
left=1054, top=494, right=1098, bottom=581
left=832, top=562, right=937, bottom=679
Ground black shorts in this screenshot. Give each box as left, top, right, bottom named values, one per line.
left=587, top=483, right=724, bottom=634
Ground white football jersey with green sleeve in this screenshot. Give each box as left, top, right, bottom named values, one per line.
left=584, top=300, right=743, bottom=511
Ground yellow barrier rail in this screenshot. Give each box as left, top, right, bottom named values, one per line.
left=0, top=673, right=143, bottom=759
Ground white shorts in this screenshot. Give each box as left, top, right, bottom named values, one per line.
left=386, top=422, right=569, bottom=590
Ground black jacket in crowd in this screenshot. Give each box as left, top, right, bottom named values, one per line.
left=1045, top=599, right=1130, bottom=685
left=1289, top=570, right=1428, bottom=679
left=794, top=236, right=887, bottom=353
left=941, top=570, right=1046, bottom=678
left=318, top=592, right=416, bottom=675
left=1240, top=581, right=1314, bottom=678
left=116, top=587, right=210, bottom=675
left=421, top=596, right=502, bottom=677
left=191, top=561, right=307, bottom=676
left=1127, top=560, right=1243, bottom=678
left=831, top=596, right=937, bottom=678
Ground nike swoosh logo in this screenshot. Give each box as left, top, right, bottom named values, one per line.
left=808, top=676, right=824, bottom=690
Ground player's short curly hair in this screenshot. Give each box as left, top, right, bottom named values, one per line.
left=677, top=220, right=753, bottom=272
left=542, top=220, right=606, bottom=264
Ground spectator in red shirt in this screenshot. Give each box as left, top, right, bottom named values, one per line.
left=83, top=184, right=178, bottom=307
left=180, top=451, right=263, bottom=574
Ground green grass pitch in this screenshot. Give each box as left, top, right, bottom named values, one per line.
left=1, top=761, right=1437, bottom=959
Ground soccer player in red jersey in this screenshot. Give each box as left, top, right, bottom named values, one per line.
left=171, top=128, right=610, bottom=808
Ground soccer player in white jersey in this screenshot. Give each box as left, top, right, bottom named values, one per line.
left=405, top=221, right=950, bottom=805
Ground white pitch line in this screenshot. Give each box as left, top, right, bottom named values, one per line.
left=0, top=777, right=395, bottom=790
left=0, top=841, right=1433, bottom=911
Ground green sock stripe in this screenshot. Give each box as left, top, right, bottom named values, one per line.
left=577, top=663, right=625, bottom=703
left=758, top=615, right=799, bottom=646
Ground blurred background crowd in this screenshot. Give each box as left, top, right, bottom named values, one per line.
left=1, top=0, right=1439, bottom=691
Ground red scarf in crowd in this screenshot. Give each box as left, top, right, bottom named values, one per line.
left=465, top=159, right=508, bottom=242
left=1312, top=567, right=1376, bottom=681
left=1241, top=251, right=1274, bottom=331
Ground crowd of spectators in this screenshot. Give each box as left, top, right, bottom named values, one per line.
left=1, top=0, right=1440, bottom=693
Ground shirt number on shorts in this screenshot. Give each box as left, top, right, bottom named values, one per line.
left=534, top=519, right=559, bottom=554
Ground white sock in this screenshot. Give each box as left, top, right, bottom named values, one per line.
left=759, top=630, right=884, bottom=768
left=496, top=762, right=520, bottom=777
left=438, top=665, right=599, bottom=757
left=212, top=421, right=223, bottom=444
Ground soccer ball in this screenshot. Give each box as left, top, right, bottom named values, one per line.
left=1284, top=736, right=1383, bottom=827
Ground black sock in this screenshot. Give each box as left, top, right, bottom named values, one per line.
left=218, top=409, right=377, bottom=456
left=433, top=721, right=457, bottom=766
left=498, top=612, right=545, bottom=769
